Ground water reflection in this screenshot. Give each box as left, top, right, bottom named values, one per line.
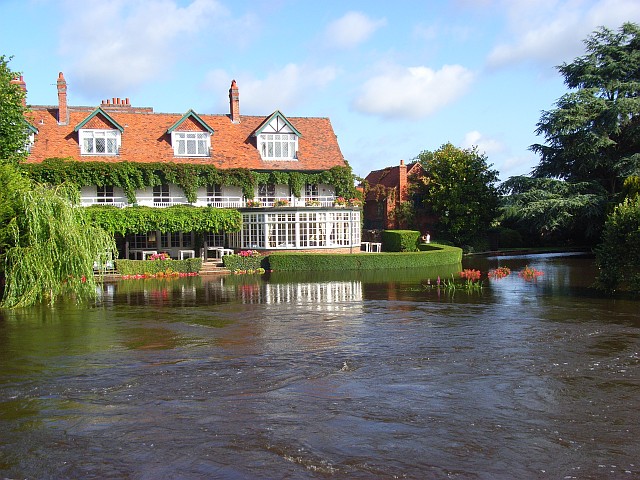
left=1, top=255, right=639, bottom=479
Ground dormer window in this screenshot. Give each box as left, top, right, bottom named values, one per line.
left=80, top=129, right=120, bottom=155
left=24, top=121, right=38, bottom=153
left=167, top=110, right=214, bottom=158
left=171, top=131, right=210, bottom=157
left=74, top=107, right=124, bottom=157
left=27, top=131, right=36, bottom=152
left=254, top=111, right=301, bottom=161
left=259, top=133, right=297, bottom=159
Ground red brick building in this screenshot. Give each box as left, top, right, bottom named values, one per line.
left=363, top=160, right=427, bottom=230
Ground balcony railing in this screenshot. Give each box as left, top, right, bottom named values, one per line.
left=255, top=196, right=336, bottom=207
left=80, top=197, right=128, bottom=208
left=79, top=195, right=338, bottom=208
left=192, top=196, right=245, bottom=208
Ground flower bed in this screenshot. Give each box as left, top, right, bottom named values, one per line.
left=115, top=257, right=202, bottom=276
left=222, top=250, right=267, bottom=274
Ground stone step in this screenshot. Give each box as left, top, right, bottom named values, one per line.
left=199, top=261, right=231, bottom=275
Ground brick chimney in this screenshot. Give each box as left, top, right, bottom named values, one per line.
left=10, top=75, right=27, bottom=106
left=57, top=72, right=68, bottom=125
left=229, top=79, right=240, bottom=123
left=398, top=159, right=408, bottom=202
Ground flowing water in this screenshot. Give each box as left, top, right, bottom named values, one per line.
left=1, top=254, right=639, bottom=479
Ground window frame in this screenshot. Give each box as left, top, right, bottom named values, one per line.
left=79, top=129, right=120, bottom=156
left=171, top=131, right=211, bottom=157
left=258, top=133, right=298, bottom=160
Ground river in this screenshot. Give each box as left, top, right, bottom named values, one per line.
left=0, top=253, right=638, bottom=479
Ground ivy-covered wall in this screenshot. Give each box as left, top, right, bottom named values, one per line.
left=21, top=158, right=360, bottom=203
left=84, top=205, right=242, bottom=235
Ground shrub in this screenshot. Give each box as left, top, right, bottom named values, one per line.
left=595, top=196, right=640, bottom=293
left=267, top=244, right=462, bottom=271
left=222, top=250, right=268, bottom=273
left=382, top=230, right=421, bottom=252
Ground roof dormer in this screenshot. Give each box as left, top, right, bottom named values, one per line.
left=167, top=110, right=214, bottom=157
left=74, top=107, right=124, bottom=156
left=25, top=121, right=38, bottom=152
left=254, top=111, right=301, bottom=161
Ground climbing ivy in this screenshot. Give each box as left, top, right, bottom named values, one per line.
left=84, top=205, right=242, bottom=235
left=21, top=158, right=360, bottom=202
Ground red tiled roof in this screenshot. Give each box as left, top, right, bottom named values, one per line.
left=25, top=106, right=346, bottom=172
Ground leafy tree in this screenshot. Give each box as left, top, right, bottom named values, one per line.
left=530, top=23, right=640, bottom=195
left=415, top=143, right=499, bottom=246
left=499, top=176, right=607, bottom=245
left=0, top=164, right=117, bottom=308
left=0, top=56, right=29, bottom=165
left=595, top=195, right=640, bottom=293
left=0, top=57, right=117, bottom=308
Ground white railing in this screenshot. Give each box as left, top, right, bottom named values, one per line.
left=300, top=196, right=336, bottom=207
left=253, top=195, right=336, bottom=207
left=80, top=194, right=338, bottom=208
left=135, top=196, right=188, bottom=208
left=192, top=196, right=245, bottom=208
left=80, top=197, right=128, bottom=208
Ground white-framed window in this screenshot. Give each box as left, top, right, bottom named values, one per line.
left=79, top=129, right=120, bottom=155
left=267, top=213, right=296, bottom=248
left=230, top=210, right=361, bottom=250
left=171, top=131, right=210, bottom=157
left=26, top=132, right=36, bottom=152
left=305, top=183, right=319, bottom=199
left=258, top=133, right=297, bottom=160
left=153, top=185, right=170, bottom=206
left=241, top=213, right=265, bottom=249
left=97, top=185, right=114, bottom=203
left=207, top=184, right=222, bottom=199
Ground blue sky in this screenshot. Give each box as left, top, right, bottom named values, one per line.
left=3, top=0, right=640, bottom=180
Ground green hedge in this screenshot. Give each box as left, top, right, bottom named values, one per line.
left=382, top=230, right=421, bottom=252
left=115, top=258, right=202, bottom=275
left=85, top=205, right=241, bottom=235
left=267, top=244, right=462, bottom=271
left=222, top=252, right=268, bottom=273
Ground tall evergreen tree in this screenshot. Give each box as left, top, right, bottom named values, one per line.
left=531, top=23, right=640, bottom=195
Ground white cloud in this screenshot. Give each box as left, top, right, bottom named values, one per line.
left=204, top=64, right=338, bottom=114
left=352, top=64, right=475, bottom=120
left=324, top=11, right=387, bottom=49
left=497, top=154, right=538, bottom=179
left=462, top=130, right=506, bottom=155
left=58, top=0, right=229, bottom=94
left=487, top=0, right=640, bottom=68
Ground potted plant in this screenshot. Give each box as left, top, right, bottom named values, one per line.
left=273, top=198, right=290, bottom=207
left=334, top=196, right=347, bottom=207
left=246, top=199, right=262, bottom=208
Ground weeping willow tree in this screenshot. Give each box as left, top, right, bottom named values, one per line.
left=0, top=163, right=116, bottom=308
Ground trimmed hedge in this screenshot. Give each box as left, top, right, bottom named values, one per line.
left=267, top=244, right=462, bottom=271
left=115, top=258, right=202, bottom=275
left=222, top=253, right=268, bottom=273
left=382, top=230, right=421, bottom=252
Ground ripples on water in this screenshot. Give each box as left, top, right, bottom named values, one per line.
left=1, top=255, right=639, bottom=479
